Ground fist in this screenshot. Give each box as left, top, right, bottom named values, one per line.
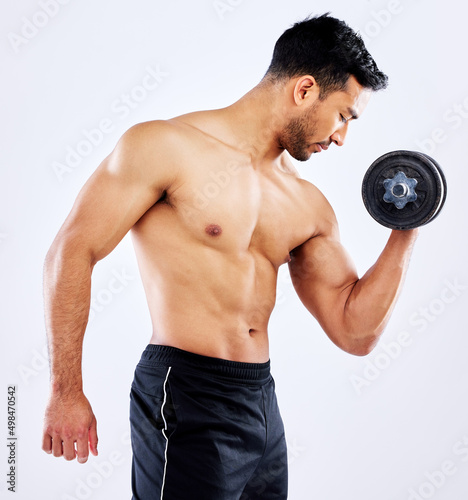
left=42, top=391, right=98, bottom=464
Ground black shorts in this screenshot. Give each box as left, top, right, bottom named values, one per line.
left=129, top=345, right=288, bottom=500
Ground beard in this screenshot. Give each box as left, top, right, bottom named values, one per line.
left=279, top=102, right=320, bottom=162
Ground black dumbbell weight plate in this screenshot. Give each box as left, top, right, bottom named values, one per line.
left=419, top=152, right=447, bottom=223
left=362, top=150, right=445, bottom=230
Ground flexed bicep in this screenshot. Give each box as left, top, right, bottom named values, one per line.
left=288, top=204, right=361, bottom=353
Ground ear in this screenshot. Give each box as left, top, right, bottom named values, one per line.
left=293, top=76, right=319, bottom=106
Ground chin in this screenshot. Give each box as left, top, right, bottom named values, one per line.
left=292, top=150, right=313, bottom=162
left=284, top=142, right=314, bottom=162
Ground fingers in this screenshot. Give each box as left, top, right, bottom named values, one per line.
left=76, top=431, right=90, bottom=464
left=42, top=394, right=97, bottom=464
left=42, top=427, right=88, bottom=463
left=42, top=432, right=52, bottom=454
left=89, top=417, right=99, bottom=456
left=51, top=432, right=63, bottom=458
left=43, top=432, right=88, bottom=463
left=62, top=437, right=77, bottom=461
left=75, top=417, right=98, bottom=463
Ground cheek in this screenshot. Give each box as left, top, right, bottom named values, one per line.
left=315, top=113, right=336, bottom=137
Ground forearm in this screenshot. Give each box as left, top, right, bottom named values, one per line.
left=43, top=243, right=93, bottom=395
left=343, top=229, right=418, bottom=351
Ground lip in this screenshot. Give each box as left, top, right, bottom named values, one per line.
left=316, top=144, right=328, bottom=152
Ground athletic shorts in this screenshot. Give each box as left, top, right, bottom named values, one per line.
left=129, top=344, right=288, bottom=500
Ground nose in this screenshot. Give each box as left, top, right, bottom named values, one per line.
left=330, top=122, right=349, bottom=147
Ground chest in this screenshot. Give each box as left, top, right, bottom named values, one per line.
left=174, top=159, right=315, bottom=266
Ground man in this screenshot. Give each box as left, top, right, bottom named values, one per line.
left=42, top=13, right=417, bottom=499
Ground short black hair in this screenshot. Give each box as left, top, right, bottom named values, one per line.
left=265, top=13, right=388, bottom=97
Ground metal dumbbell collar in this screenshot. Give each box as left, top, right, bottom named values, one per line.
left=383, top=171, right=418, bottom=209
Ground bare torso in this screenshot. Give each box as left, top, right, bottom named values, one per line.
left=42, top=36, right=419, bottom=467
left=131, top=113, right=326, bottom=362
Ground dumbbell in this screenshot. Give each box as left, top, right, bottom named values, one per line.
left=362, top=150, right=447, bottom=230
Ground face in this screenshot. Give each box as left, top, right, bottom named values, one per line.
left=279, top=76, right=371, bottom=162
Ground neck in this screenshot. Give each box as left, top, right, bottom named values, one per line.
left=218, top=80, right=288, bottom=162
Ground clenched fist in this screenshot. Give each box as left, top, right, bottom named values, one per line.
left=42, top=391, right=98, bottom=464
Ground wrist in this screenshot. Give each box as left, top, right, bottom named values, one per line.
left=50, top=379, right=83, bottom=396
left=390, top=227, right=419, bottom=241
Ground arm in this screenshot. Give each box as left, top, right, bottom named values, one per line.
left=42, top=121, right=180, bottom=462
left=288, top=198, right=418, bottom=356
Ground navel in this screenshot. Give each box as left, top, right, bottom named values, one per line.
left=205, top=223, right=223, bottom=237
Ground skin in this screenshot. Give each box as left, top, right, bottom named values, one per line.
left=42, top=74, right=418, bottom=463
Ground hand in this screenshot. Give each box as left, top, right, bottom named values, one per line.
left=42, top=390, right=98, bottom=463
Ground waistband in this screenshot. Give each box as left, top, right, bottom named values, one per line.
left=138, top=344, right=271, bottom=384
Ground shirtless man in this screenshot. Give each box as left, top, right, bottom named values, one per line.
left=42, top=14, right=417, bottom=499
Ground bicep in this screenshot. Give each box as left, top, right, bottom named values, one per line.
left=288, top=230, right=359, bottom=339
left=52, top=122, right=177, bottom=263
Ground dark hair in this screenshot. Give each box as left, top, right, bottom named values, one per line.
left=265, top=13, right=388, bottom=97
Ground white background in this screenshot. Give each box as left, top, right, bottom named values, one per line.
left=1, top=0, right=467, bottom=499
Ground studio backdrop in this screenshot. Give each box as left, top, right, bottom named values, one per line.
left=1, top=0, right=467, bottom=499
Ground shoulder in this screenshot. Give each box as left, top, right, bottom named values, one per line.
left=279, top=155, right=333, bottom=216
left=279, top=154, right=335, bottom=217
left=120, top=115, right=226, bottom=153
left=303, top=183, right=339, bottom=242
left=105, top=120, right=188, bottom=188
left=116, top=120, right=186, bottom=153
left=113, top=118, right=214, bottom=167
left=280, top=159, right=339, bottom=240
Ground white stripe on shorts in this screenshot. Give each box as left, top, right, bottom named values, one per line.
left=160, top=366, right=172, bottom=500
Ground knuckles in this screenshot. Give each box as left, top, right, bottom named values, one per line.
left=62, top=428, right=74, bottom=439
left=76, top=428, right=87, bottom=439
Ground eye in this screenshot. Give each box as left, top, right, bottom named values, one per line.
left=340, top=114, right=348, bottom=124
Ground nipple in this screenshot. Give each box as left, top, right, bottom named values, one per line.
left=205, top=224, right=222, bottom=237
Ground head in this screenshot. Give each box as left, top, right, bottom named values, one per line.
left=264, top=13, right=388, bottom=161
